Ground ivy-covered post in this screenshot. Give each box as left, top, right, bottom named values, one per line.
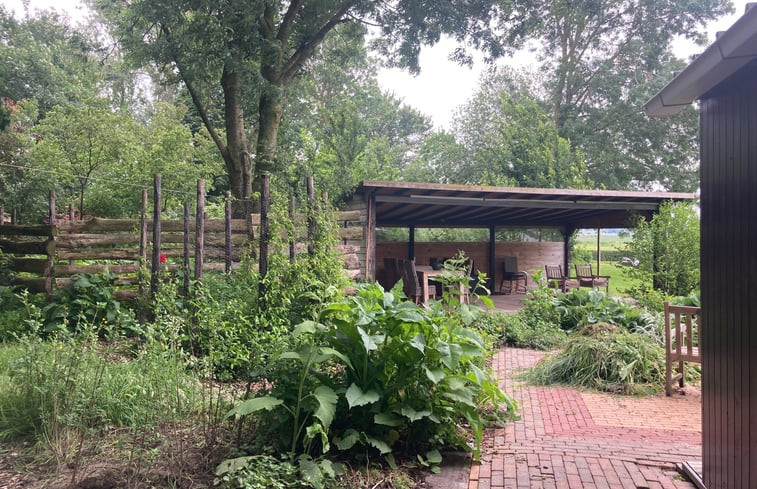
left=139, top=189, right=148, bottom=297
left=225, top=191, right=232, bottom=273
left=258, top=174, right=270, bottom=300
left=195, top=179, right=205, bottom=281
left=307, top=176, right=315, bottom=256
left=150, top=174, right=162, bottom=296
left=183, top=201, right=190, bottom=296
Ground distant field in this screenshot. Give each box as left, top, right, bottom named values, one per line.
left=571, top=231, right=645, bottom=296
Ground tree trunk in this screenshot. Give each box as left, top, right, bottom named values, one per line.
left=221, top=66, right=253, bottom=218
left=252, top=86, right=283, bottom=204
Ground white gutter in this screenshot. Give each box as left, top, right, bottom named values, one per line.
left=644, top=3, right=757, bottom=117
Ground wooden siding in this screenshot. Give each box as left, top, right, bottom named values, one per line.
left=699, top=60, right=757, bottom=489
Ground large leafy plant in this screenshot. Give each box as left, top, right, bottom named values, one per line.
left=227, top=283, right=516, bottom=486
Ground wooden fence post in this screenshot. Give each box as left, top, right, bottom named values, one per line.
left=139, top=189, right=148, bottom=297
left=1, top=205, right=4, bottom=226
left=289, top=195, right=296, bottom=262
left=307, top=176, right=315, bottom=255
left=183, top=201, right=190, bottom=296
left=225, top=191, right=232, bottom=273
left=150, top=174, right=162, bottom=296
left=259, top=174, right=270, bottom=299
left=48, top=190, right=56, bottom=226
left=195, top=179, right=205, bottom=281
left=68, top=204, right=75, bottom=222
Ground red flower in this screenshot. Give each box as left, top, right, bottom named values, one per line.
left=159, top=254, right=167, bottom=264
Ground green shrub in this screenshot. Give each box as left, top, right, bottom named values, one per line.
left=503, top=313, right=567, bottom=350
left=0, top=289, right=43, bottom=341
left=228, top=283, right=516, bottom=478
left=42, top=271, right=135, bottom=336
left=551, top=288, right=649, bottom=331
left=524, top=323, right=666, bottom=394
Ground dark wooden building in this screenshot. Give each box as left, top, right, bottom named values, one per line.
left=645, top=4, right=757, bottom=488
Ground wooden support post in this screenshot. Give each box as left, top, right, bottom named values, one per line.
left=150, top=175, right=162, bottom=296
left=225, top=191, right=232, bottom=273
left=366, top=191, right=376, bottom=280
left=48, top=190, right=56, bottom=226
left=183, top=201, right=190, bottom=296
left=307, top=176, right=315, bottom=255
left=0, top=205, right=4, bottom=226
left=489, top=225, right=496, bottom=291
left=408, top=224, right=415, bottom=261
left=563, top=226, right=575, bottom=278
left=195, top=179, right=205, bottom=281
left=69, top=204, right=75, bottom=222
left=12, top=208, right=16, bottom=224
left=139, top=189, right=148, bottom=297
left=289, top=195, right=296, bottom=262
left=596, top=226, right=601, bottom=275
left=259, top=174, right=270, bottom=297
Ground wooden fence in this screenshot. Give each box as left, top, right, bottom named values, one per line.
left=0, top=176, right=365, bottom=300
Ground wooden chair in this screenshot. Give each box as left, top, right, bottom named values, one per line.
left=499, top=256, right=528, bottom=294
left=544, top=264, right=577, bottom=293
left=574, top=263, right=610, bottom=293
left=399, top=259, right=437, bottom=304
left=382, top=257, right=401, bottom=289
left=664, top=302, right=701, bottom=396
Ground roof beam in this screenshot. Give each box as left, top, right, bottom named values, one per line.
left=375, top=194, right=661, bottom=211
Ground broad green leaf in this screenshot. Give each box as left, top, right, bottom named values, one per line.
left=298, top=455, right=324, bottom=489
left=425, top=366, right=445, bottom=384
left=293, top=320, right=318, bottom=336
left=374, top=412, right=404, bottom=427
left=319, top=459, right=336, bottom=478
left=426, top=449, right=442, bottom=464
left=214, top=456, right=254, bottom=476
left=366, top=436, right=392, bottom=454
left=443, top=388, right=475, bottom=406
left=278, top=351, right=305, bottom=362
left=454, top=327, right=486, bottom=349
left=345, top=383, right=379, bottom=408
left=400, top=405, right=432, bottom=422
left=431, top=465, right=442, bottom=474
left=410, top=333, right=426, bottom=353
left=335, top=429, right=360, bottom=450
left=437, top=341, right=452, bottom=368
left=469, top=363, right=488, bottom=386
left=385, top=453, right=397, bottom=470
left=313, top=386, right=338, bottom=430
left=318, top=347, right=354, bottom=370
left=479, top=295, right=494, bottom=308
left=225, top=396, right=283, bottom=418
left=305, top=423, right=330, bottom=453
left=357, top=326, right=384, bottom=351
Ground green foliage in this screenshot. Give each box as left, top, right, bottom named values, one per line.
left=229, top=282, right=516, bottom=474
left=42, top=271, right=135, bottom=336
left=551, top=289, right=649, bottom=332
left=0, top=332, right=200, bottom=453
left=0, top=289, right=44, bottom=341
left=500, top=313, right=567, bottom=351
left=215, top=455, right=310, bottom=489
left=625, top=201, right=700, bottom=296
left=525, top=323, right=666, bottom=394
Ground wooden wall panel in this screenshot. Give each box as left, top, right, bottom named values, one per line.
left=699, top=60, right=757, bottom=489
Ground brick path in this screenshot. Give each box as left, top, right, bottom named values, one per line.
left=470, top=348, right=702, bottom=489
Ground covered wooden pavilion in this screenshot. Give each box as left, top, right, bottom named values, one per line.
left=352, top=180, right=694, bottom=286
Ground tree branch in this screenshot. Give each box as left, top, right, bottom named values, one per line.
left=278, top=0, right=305, bottom=44
left=160, top=24, right=228, bottom=161
left=280, top=0, right=357, bottom=84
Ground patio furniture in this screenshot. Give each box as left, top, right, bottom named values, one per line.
left=400, top=259, right=440, bottom=304
left=544, top=264, right=578, bottom=293
left=499, top=256, right=528, bottom=294
left=382, top=257, right=402, bottom=289
left=664, top=302, right=701, bottom=396
left=574, top=263, right=610, bottom=293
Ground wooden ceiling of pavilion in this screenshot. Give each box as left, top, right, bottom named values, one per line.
left=357, top=181, right=695, bottom=229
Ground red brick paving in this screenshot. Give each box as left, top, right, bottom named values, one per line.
left=470, top=348, right=701, bottom=489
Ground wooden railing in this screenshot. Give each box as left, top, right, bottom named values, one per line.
left=664, top=302, right=701, bottom=396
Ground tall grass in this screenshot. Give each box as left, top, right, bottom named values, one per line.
left=524, top=323, right=665, bottom=394
left=0, top=334, right=201, bottom=461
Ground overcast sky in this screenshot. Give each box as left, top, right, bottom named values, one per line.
left=5, top=0, right=753, bottom=129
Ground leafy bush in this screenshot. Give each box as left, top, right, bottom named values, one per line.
left=551, top=288, right=647, bottom=331
left=42, top=271, right=135, bottom=335
left=524, top=323, right=666, bottom=394
left=501, top=313, right=567, bottom=350
left=0, top=289, right=44, bottom=341
left=228, top=283, right=516, bottom=485
left=625, top=200, right=700, bottom=296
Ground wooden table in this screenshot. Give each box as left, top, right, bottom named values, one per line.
left=415, top=265, right=465, bottom=303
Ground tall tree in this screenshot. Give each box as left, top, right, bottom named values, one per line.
left=504, top=0, right=732, bottom=190
left=96, top=0, right=513, bottom=214
left=453, top=69, right=590, bottom=188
